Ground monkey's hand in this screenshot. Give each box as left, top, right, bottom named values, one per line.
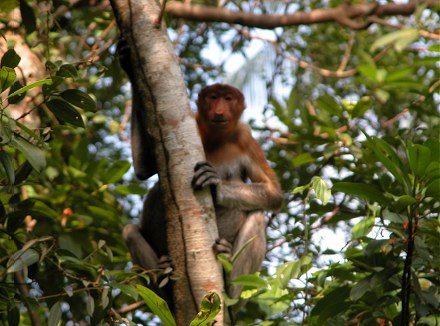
left=214, top=238, right=233, bottom=261
left=192, top=161, right=221, bottom=198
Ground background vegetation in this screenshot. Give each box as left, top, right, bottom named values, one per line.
left=0, top=0, right=438, bottom=325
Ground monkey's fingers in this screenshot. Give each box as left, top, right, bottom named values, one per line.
left=192, top=171, right=220, bottom=190
left=194, top=160, right=214, bottom=172
left=214, top=238, right=233, bottom=258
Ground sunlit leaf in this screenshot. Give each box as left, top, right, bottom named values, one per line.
left=230, top=274, right=268, bottom=289
left=311, top=177, right=331, bottom=205
left=0, top=66, right=16, bottom=92
left=190, top=292, right=221, bottom=326
left=371, top=28, right=418, bottom=52
left=7, top=78, right=52, bottom=98
left=352, top=217, right=375, bottom=239
left=217, top=254, right=232, bottom=274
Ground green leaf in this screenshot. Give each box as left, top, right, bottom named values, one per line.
left=7, top=248, right=39, bottom=273
left=11, top=136, right=46, bottom=173
left=8, top=305, right=19, bottom=326
left=332, top=182, right=389, bottom=206
left=102, top=160, right=130, bottom=183
left=290, top=185, right=308, bottom=195
left=8, top=81, right=25, bottom=104
left=358, top=64, right=377, bottom=81
left=292, top=152, right=316, bottom=167
left=7, top=78, right=52, bottom=98
left=317, top=94, right=342, bottom=118
left=396, top=195, right=417, bottom=207
left=114, top=184, right=147, bottom=196
left=350, top=277, right=371, bottom=301
left=371, top=28, right=419, bottom=52
left=0, top=66, right=16, bottom=93
left=310, top=286, right=351, bottom=325
left=111, top=283, right=139, bottom=300
left=276, top=255, right=311, bottom=289
left=426, top=179, right=440, bottom=198
left=407, top=143, right=431, bottom=178
left=230, top=274, right=268, bottom=289
left=0, top=151, right=15, bottom=185
left=190, top=292, right=221, bottom=326
left=86, top=295, right=94, bottom=316
left=46, top=98, right=85, bottom=127
left=60, top=89, right=97, bottom=111
left=311, top=177, right=331, bottom=205
left=425, top=138, right=440, bottom=162
left=217, top=254, right=232, bottom=274
left=0, top=0, right=19, bottom=12
left=135, top=285, right=176, bottom=326
left=352, top=217, right=375, bottom=239
left=351, top=97, right=373, bottom=118
left=1, top=49, right=21, bottom=68
left=56, top=64, right=78, bottom=78
left=48, top=301, right=62, bottom=326
left=364, top=134, right=410, bottom=193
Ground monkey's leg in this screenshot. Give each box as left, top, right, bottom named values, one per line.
left=123, top=223, right=160, bottom=269
left=228, top=211, right=266, bottom=298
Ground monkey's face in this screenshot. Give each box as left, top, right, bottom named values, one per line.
left=197, top=84, right=245, bottom=130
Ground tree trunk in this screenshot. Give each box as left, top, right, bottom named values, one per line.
left=110, top=0, right=226, bottom=324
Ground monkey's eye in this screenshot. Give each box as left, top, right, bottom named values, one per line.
left=209, top=95, right=218, bottom=100
left=225, top=95, right=232, bottom=101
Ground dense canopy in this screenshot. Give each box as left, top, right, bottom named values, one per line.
left=0, top=0, right=439, bottom=325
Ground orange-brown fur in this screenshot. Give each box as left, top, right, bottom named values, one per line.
left=122, top=82, right=283, bottom=310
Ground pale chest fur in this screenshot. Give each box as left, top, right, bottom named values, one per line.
left=205, top=143, right=251, bottom=242
left=205, top=143, right=250, bottom=182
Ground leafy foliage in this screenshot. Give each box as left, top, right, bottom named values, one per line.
left=0, top=0, right=439, bottom=325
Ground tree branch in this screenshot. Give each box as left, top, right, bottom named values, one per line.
left=110, top=0, right=225, bottom=324
left=165, top=0, right=437, bottom=29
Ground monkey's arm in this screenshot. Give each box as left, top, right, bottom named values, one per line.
left=117, top=39, right=157, bottom=180
left=193, top=143, right=283, bottom=211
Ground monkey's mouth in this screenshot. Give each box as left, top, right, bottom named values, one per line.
left=211, top=119, right=228, bottom=125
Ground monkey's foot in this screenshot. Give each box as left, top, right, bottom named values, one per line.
left=157, top=255, right=174, bottom=288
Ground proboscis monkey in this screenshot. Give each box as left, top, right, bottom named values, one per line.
left=118, top=41, right=283, bottom=306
